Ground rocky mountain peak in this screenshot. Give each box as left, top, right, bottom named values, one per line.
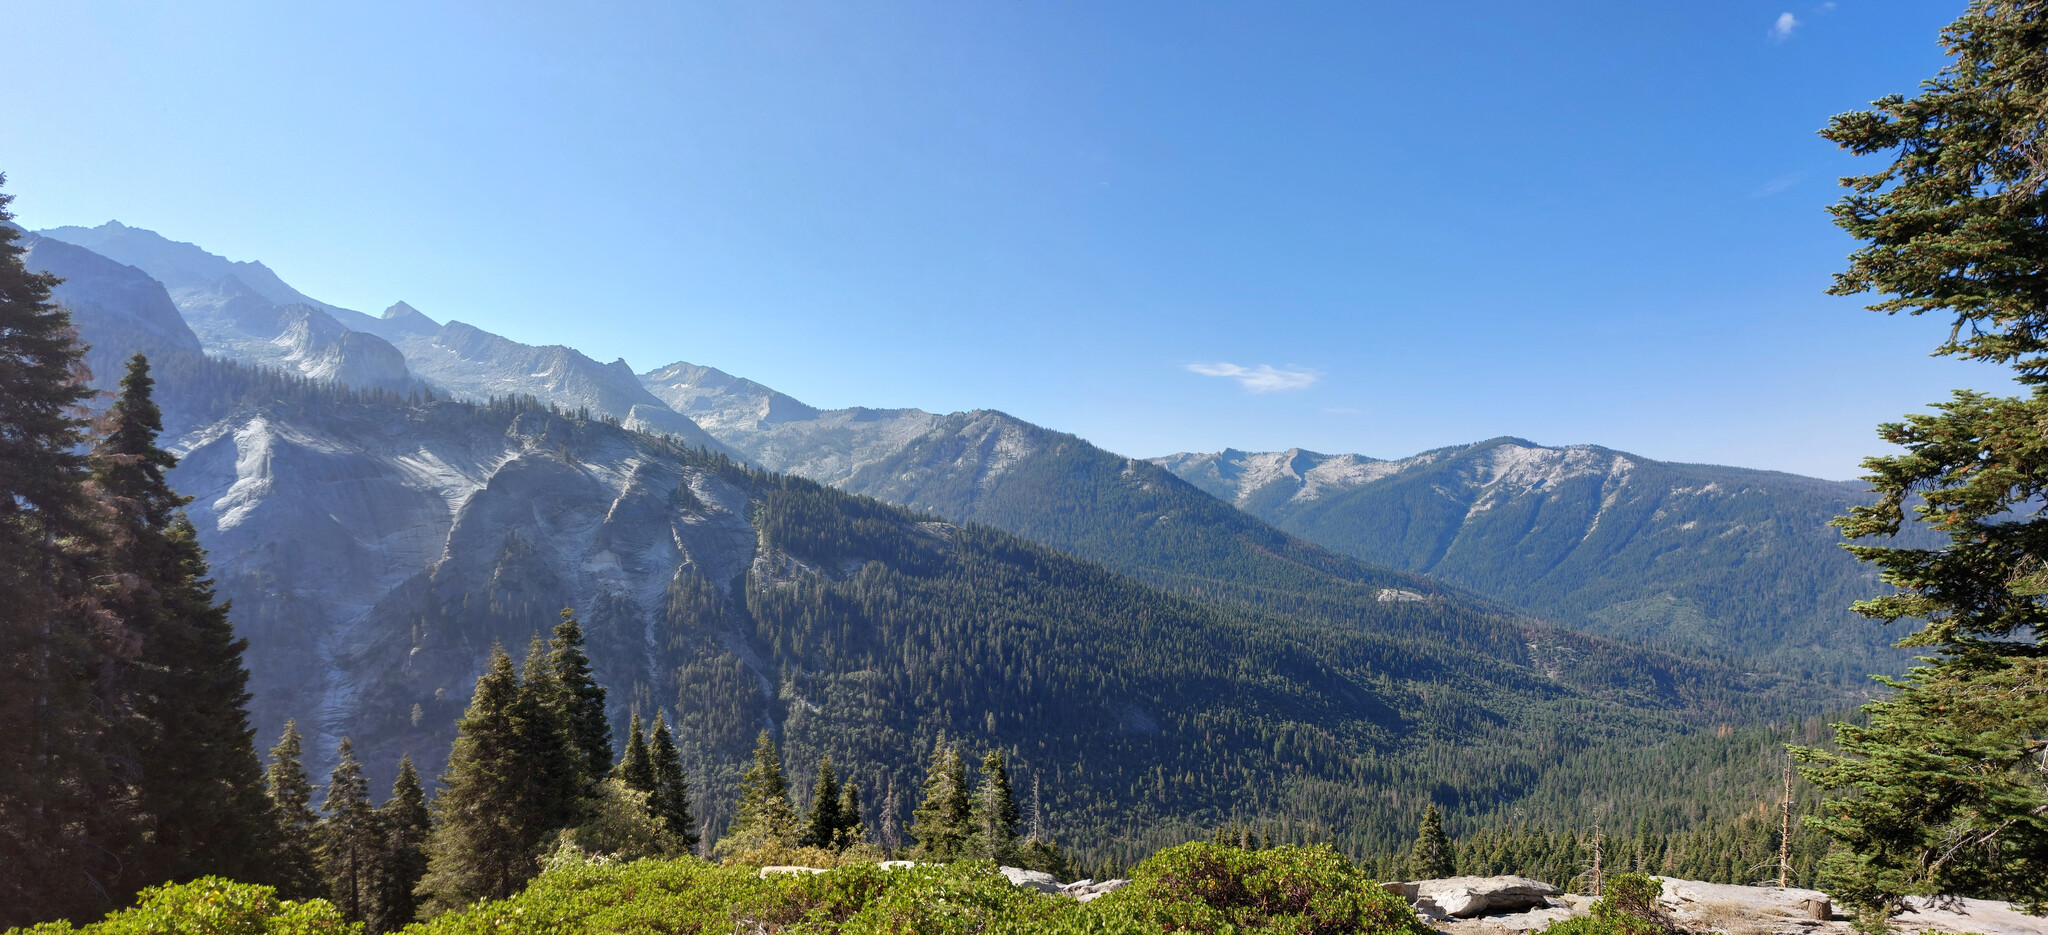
left=381, top=300, right=430, bottom=322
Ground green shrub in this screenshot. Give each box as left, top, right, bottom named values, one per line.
left=410, top=856, right=1098, bottom=935
left=1598, top=874, right=1662, bottom=919
left=394, top=845, right=1434, bottom=935
left=825, top=862, right=1075, bottom=935
left=1535, top=873, right=1670, bottom=935
left=1096, top=842, right=1432, bottom=935
left=409, top=857, right=767, bottom=933
left=6, top=878, right=357, bottom=935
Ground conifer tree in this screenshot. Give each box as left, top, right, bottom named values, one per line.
left=1789, top=0, right=2048, bottom=920
left=0, top=174, right=113, bottom=925
left=369, top=755, right=430, bottom=934
left=265, top=720, right=322, bottom=897
left=909, top=735, right=970, bottom=860
left=91, top=354, right=270, bottom=888
left=1409, top=804, right=1453, bottom=879
left=317, top=738, right=381, bottom=922
left=417, top=646, right=531, bottom=914
left=614, top=713, right=654, bottom=793
left=973, top=749, right=1021, bottom=863
left=647, top=714, right=697, bottom=850
left=548, top=607, right=610, bottom=784
left=715, top=730, right=796, bottom=857
left=837, top=781, right=864, bottom=848
left=514, top=635, right=586, bottom=837
left=800, top=756, right=843, bottom=849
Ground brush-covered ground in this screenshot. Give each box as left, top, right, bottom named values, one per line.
left=4, top=843, right=1700, bottom=935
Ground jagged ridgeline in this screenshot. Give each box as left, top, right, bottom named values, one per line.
left=147, top=354, right=1835, bottom=869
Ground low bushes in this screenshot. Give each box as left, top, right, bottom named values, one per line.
left=10, top=844, right=1434, bottom=935
left=8, top=877, right=358, bottom=935
left=1094, top=843, right=1434, bottom=935
left=1535, top=874, right=1670, bottom=935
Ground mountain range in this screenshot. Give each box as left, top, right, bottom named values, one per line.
left=1154, top=444, right=1901, bottom=681
left=21, top=219, right=1888, bottom=858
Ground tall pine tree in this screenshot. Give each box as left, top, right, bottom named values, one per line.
left=91, top=354, right=270, bottom=889
left=264, top=720, right=322, bottom=898
left=972, top=749, right=1020, bottom=863
left=317, top=738, right=381, bottom=923
left=647, top=713, right=697, bottom=851
left=417, top=646, right=531, bottom=914
left=715, top=730, right=796, bottom=858
left=514, top=635, right=586, bottom=838
left=0, top=174, right=115, bottom=926
left=368, top=755, right=430, bottom=934
left=1409, top=804, right=1453, bottom=879
left=909, top=735, right=970, bottom=860
left=800, top=756, right=843, bottom=849
left=1790, top=0, right=2048, bottom=920
left=547, top=607, right=610, bottom=785
left=837, top=782, right=864, bottom=848
left=614, top=713, right=654, bottom=793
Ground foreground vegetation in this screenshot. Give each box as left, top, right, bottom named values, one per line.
left=13, top=843, right=1438, bottom=935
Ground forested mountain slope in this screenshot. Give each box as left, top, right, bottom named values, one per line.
left=28, top=221, right=1856, bottom=869
left=144, top=361, right=1827, bottom=867
left=1155, top=442, right=1903, bottom=681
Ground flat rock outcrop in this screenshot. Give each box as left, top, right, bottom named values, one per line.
left=1384, top=876, right=1563, bottom=919
left=1398, top=875, right=2047, bottom=935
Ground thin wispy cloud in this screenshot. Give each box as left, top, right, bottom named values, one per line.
left=1748, top=173, right=1802, bottom=198
left=1186, top=362, right=1319, bottom=393
left=1769, top=12, right=1799, bottom=42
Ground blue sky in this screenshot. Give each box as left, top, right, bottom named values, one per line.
left=1, top=1, right=2001, bottom=479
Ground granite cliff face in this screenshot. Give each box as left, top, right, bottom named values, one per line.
left=158, top=390, right=762, bottom=788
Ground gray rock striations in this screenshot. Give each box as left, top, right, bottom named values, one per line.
left=160, top=392, right=760, bottom=783
left=1154, top=441, right=1907, bottom=680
